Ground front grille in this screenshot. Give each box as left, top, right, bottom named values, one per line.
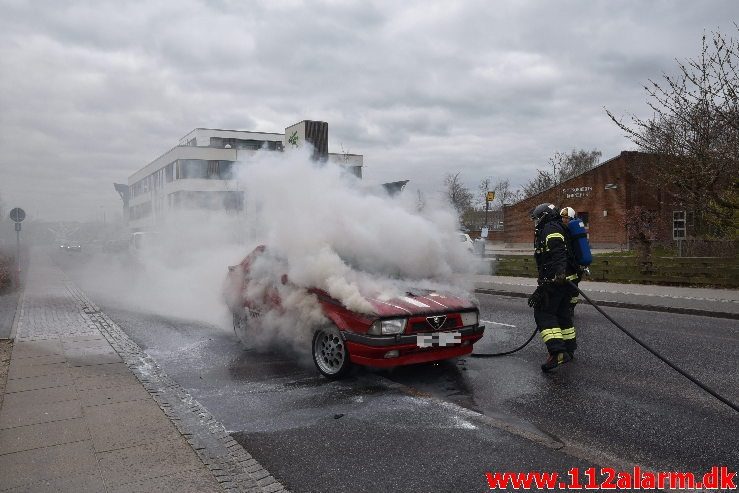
left=411, top=316, right=459, bottom=333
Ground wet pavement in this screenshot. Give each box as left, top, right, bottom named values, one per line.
left=58, top=252, right=738, bottom=492
left=400, top=295, right=739, bottom=472
left=96, top=304, right=594, bottom=492
left=75, top=295, right=738, bottom=491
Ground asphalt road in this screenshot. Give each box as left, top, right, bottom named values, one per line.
left=59, top=254, right=738, bottom=492
left=393, top=295, right=739, bottom=473
left=92, top=303, right=595, bottom=492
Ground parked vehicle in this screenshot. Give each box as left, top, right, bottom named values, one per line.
left=459, top=233, right=474, bottom=252
left=223, top=246, right=486, bottom=379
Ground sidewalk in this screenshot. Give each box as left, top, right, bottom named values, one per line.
left=0, top=254, right=224, bottom=492
left=473, top=275, right=739, bottom=318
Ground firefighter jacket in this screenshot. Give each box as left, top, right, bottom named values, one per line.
left=534, top=218, right=578, bottom=282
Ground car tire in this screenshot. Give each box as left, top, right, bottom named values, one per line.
left=233, top=311, right=249, bottom=347
left=312, top=325, right=352, bottom=379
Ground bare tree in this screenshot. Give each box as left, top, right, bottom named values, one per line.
left=620, top=206, right=668, bottom=263
left=478, top=177, right=493, bottom=210
left=493, top=179, right=522, bottom=209
left=555, top=149, right=602, bottom=180
left=606, top=27, right=739, bottom=234
left=521, top=169, right=556, bottom=199
left=521, top=149, right=601, bottom=199
left=444, top=172, right=474, bottom=221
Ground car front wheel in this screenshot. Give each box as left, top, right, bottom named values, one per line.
left=233, top=312, right=249, bottom=347
left=312, top=326, right=352, bottom=379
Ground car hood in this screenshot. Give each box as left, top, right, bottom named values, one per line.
left=362, top=291, right=476, bottom=317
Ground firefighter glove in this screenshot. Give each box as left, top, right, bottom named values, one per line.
left=528, top=286, right=543, bottom=308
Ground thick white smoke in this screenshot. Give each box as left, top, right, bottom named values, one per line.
left=240, top=147, right=478, bottom=316
left=69, top=146, right=482, bottom=354
left=67, top=211, right=247, bottom=328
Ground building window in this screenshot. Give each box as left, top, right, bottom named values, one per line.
left=673, top=211, right=686, bottom=239
left=165, top=162, right=174, bottom=182
left=219, top=161, right=238, bottom=179
left=179, top=159, right=209, bottom=179
left=168, top=191, right=244, bottom=211
left=207, top=160, right=219, bottom=178
left=686, top=211, right=695, bottom=228
left=348, top=166, right=362, bottom=179
left=130, top=201, right=152, bottom=221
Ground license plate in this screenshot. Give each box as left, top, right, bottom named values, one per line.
left=416, top=331, right=461, bottom=348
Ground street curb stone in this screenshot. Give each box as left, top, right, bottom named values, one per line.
left=475, top=288, right=739, bottom=320
left=65, top=283, right=289, bottom=493
left=8, top=283, right=25, bottom=340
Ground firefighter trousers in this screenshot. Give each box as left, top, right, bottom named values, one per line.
left=534, top=283, right=578, bottom=355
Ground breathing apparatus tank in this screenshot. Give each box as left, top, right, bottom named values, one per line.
left=567, top=217, right=592, bottom=266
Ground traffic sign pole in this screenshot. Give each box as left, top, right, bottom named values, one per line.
left=9, top=207, right=25, bottom=289
left=16, top=224, right=21, bottom=288
left=484, top=191, right=495, bottom=227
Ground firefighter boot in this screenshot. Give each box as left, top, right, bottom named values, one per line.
left=541, top=352, right=572, bottom=372
left=565, top=342, right=577, bottom=359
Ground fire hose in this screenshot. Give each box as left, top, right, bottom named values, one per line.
left=471, top=281, right=738, bottom=414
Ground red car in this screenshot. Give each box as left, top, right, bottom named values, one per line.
left=223, top=246, right=485, bottom=379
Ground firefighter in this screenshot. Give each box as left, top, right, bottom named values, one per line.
left=529, top=203, right=579, bottom=371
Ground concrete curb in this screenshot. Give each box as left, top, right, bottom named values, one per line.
left=475, top=288, right=739, bottom=320
left=66, top=283, right=288, bottom=493
left=8, top=284, right=25, bottom=341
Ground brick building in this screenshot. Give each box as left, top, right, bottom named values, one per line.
left=499, top=151, right=681, bottom=248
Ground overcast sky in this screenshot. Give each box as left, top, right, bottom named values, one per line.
left=1, top=0, right=737, bottom=222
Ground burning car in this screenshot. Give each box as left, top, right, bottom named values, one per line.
left=223, top=246, right=485, bottom=379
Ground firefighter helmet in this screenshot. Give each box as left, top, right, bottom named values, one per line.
left=560, top=207, right=576, bottom=220
left=530, top=203, right=557, bottom=227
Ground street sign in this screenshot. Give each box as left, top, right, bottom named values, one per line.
left=486, top=191, right=495, bottom=202
left=9, top=207, right=25, bottom=223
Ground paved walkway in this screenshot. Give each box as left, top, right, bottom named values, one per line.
left=0, top=254, right=223, bottom=492
left=473, top=275, right=739, bottom=317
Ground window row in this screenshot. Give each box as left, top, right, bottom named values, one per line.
left=130, top=160, right=239, bottom=198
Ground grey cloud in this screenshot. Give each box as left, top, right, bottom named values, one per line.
left=1, top=0, right=738, bottom=220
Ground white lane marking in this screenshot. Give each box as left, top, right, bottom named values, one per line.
left=480, top=319, right=517, bottom=328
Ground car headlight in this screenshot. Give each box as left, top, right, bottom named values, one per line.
left=368, top=318, right=407, bottom=335
left=460, top=311, right=478, bottom=327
